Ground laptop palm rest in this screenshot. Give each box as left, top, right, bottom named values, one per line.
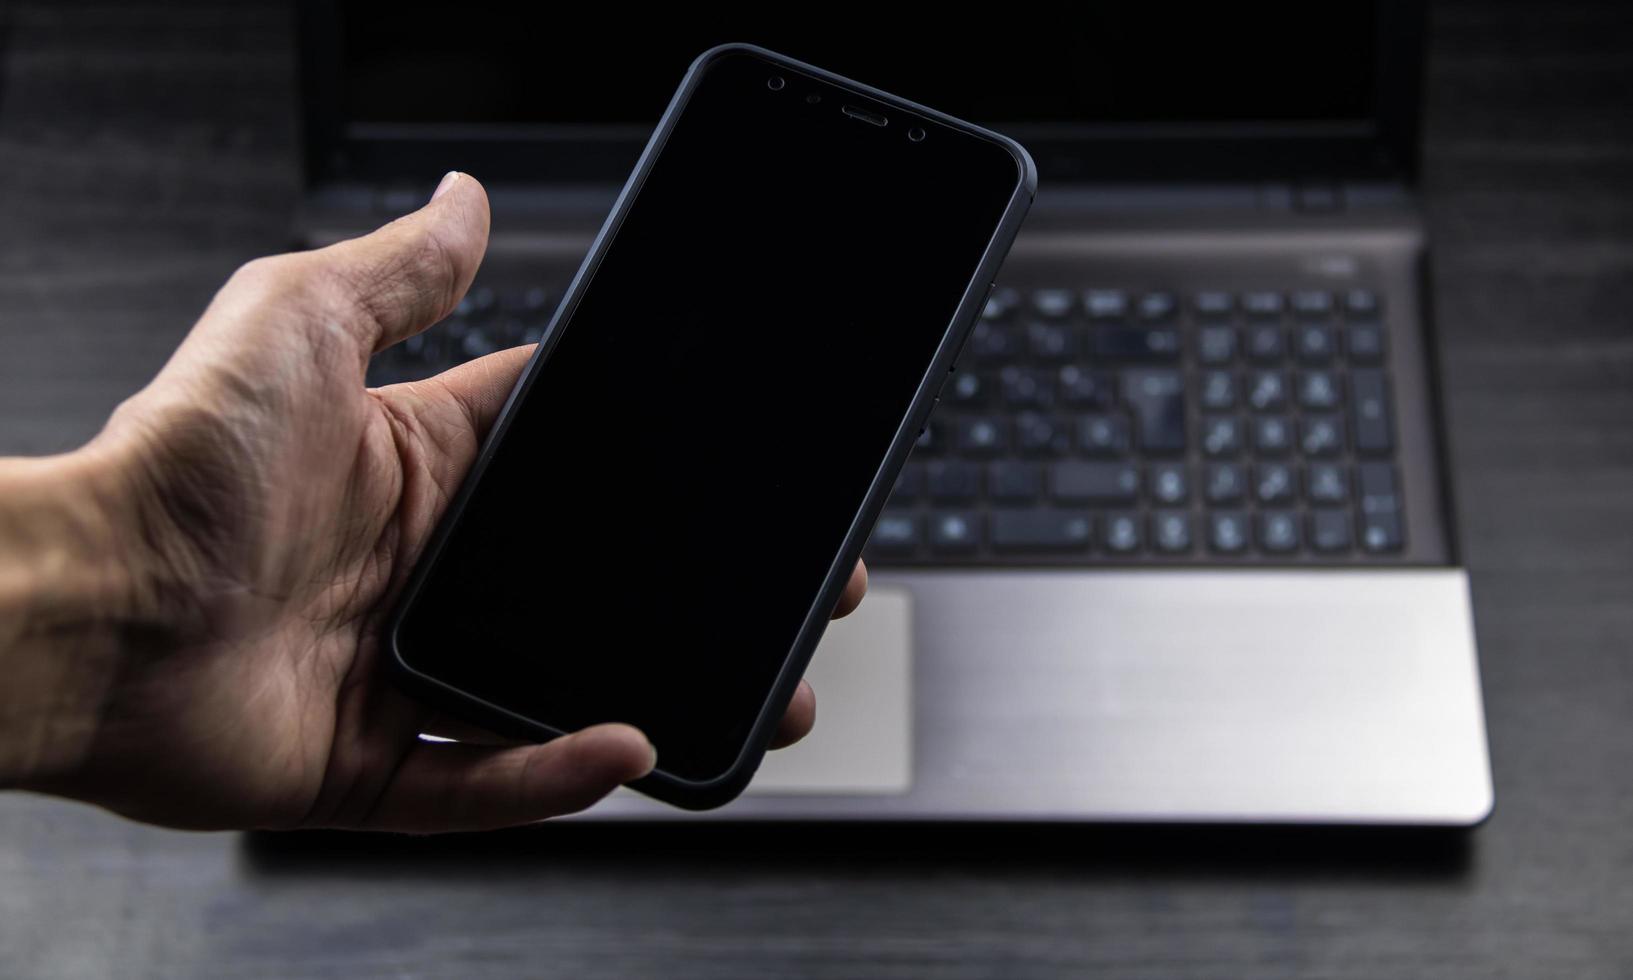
left=747, top=587, right=914, bottom=795
left=586, top=570, right=1490, bottom=823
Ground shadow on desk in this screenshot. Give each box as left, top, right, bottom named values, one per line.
left=241, top=822, right=1474, bottom=884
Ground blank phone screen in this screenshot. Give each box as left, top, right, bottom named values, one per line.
left=394, top=48, right=1024, bottom=783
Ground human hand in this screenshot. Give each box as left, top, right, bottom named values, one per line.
left=0, top=172, right=866, bottom=832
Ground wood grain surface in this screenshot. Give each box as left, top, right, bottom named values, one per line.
left=0, top=2, right=1629, bottom=977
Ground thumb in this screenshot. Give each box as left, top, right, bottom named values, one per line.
left=306, top=170, right=490, bottom=354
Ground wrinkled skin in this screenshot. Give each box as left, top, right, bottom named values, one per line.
left=27, top=173, right=865, bottom=832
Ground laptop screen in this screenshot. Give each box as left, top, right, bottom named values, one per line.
left=306, top=3, right=1417, bottom=183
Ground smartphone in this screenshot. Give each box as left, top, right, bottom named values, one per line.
left=387, top=43, right=1034, bottom=810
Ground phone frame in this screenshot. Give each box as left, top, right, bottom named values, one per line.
left=386, top=43, right=1036, bottom=810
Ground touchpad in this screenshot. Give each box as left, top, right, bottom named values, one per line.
left=746, top=586, right=913, bottom=795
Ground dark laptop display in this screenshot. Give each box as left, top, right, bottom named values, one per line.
left=303, top=5, right=1416, bottom=184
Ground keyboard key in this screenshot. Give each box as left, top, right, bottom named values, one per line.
left=1344, top=289, right=1380, bottom=317
left=1255, top=463, right=1296, bottom=504
left=1032, top=288, right=1075, bottom=318
left=1150, top=462, right=1189, bottom=504
left=1246, top=323, right=1285, bottom=362
left=404, top=329, right=447, bottom=363
left=442, top=314, right=471, bottom=340
left=969, top=321, right=1017, bottom=360
left=1258, top=510, right=1301, bottom=553
left=989, top=461, right=1043, bottom=502
left=454, top=285, right=497, bottom=318
left=1243, top=291, right=1284, bottom=317
left=1104, top=512, right=1142, bottom=553
left=890, top=462, right=925, bottom=504
left=1152, top=511, right=1193, bottom=553
left=1205, top=463, right=1246, bottom=503
left=1084, top=289, right=1128, bottom=320
left=1351, top=369, right=1394, bottom=454
left=1209, top=511, right=1250, bottom=553
left=1015, top=413, right=1072, bottom=456
left=1053, top=461, right=1139, bottom=504
left=1310, top=508, right=1352, bottom=552
left=1201, top=415, right=1243, bottom=457
left=1195, top=291, right=1234, bottom=317
left=1247, top=370, right=1288, bottom=411
left=1292, top=290, right=1333, bottom=316
left=1122, top=368, right=1187, bottom=454
left=1027, top=321, right=1078, bottom=359
left=1200, top=370, right=1237, bottom=409
left=1095, top=324, right=1182, bottom=360
left=494, top=317, right=529, bottom=346
left=1358, top=462, right=1401, bottom=518
left=1307, top=463, right=1348, bottom=503
left=461, top=327, right=500, bottom=359
left=916, top=420, right=942, bottom=454
left=927, top=460, right=981, bottom=501
left=871, top=513, right=920, bottom=552
left=999, top=366, right=1056, bottom=408
left=1294, top=323, right=1336, bottom=363
left=1059, top=365, right=1115, bottom=407
left=1298, top=370, right=1341, bottom=409
left=1137, top=291, right=1177, bottom=320
left=1197, top=324, right=1237, bottom=364
left=1357, top=463, right=1404, bottom=552
left=1346, top=322, right=1386, bottom=362
left=981, top=286, right=1020, bottom=320
left=1300, top=414, right=1346, bottom=457
left=991, top=510, right=1091, bottom=551
left=1253, top=415, right=1293, bottom=456
left=947, top=370, right=986, bottom=405
left=929, top=511, right=980, bottom=552
left=957, top=417, right=1008, bottom=455
left=1079, top=415, right=1132, bottom=455
left=1361, top=512, right=1404, bottom=553
left=367, top=355, right=415, bottom=386
left=504, top=285, right=552, bottom=314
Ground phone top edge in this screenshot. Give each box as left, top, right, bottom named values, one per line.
left=692, top=42, right=1038, bottom=199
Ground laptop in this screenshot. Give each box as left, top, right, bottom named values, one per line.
left=297, top=2, right=1493, bottom=824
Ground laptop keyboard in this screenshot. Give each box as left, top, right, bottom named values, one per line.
left=367, top=281, right=1407, bottom=567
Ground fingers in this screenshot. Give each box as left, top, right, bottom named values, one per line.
left=306, top=171, right=491, bottom=355
left=832, top=560, right=868, bottom=618
left=769, top=680, right=816, bottom=750
left=771, top=561, right=863, bottom=751
left=356, top=723, right=656, bottom=833
left=426, top=344, right=535, bottom=438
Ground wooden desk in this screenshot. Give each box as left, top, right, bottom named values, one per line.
left=1, top=2, right=1629, bottom=976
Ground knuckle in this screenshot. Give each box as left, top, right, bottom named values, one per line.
left=345, top=229, right=461, bottom=340
left=221, top=254, right=300, bottom=306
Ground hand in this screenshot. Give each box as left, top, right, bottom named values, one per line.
left=0, top=172, right=867, bottom=832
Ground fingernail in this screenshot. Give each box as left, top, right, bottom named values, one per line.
left=430, top=170, right=461, bottom=202
left=636, top=735, right=658, bottom=777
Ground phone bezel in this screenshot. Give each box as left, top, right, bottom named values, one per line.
left=386, top=42, right=1036, bottom=810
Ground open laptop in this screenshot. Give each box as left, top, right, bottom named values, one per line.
left=297, top=2, right=1493, bottom=824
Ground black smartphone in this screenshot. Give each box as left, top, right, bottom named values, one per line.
left=388, top=43, right=1034, bottom=810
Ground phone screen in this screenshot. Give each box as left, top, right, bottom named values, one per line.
left=395, top=49, right=1025, bottom=783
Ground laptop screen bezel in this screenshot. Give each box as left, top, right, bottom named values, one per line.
left=297, top=0, right=1424, bottom=188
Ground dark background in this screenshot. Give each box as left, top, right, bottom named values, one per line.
left=1, top=1, right=1630, bottom=977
